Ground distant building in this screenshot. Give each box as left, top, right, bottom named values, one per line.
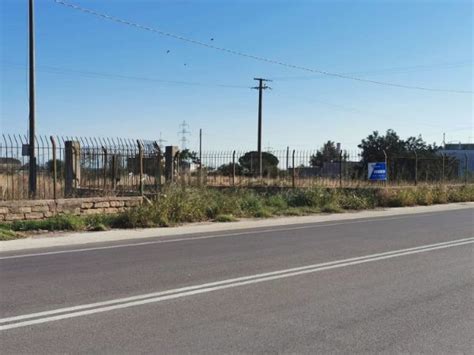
left=438, top=143, right=474, bottom=177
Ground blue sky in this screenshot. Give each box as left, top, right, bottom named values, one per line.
left=1, top=0, right=472, bottom=152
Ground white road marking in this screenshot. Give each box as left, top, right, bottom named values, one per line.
left=1, top=237, right=472, bottom=331
left=0, top=213, right=447, bottom=260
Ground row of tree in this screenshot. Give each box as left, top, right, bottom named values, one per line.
left=314, top=130, right=458, bottom=180
left=195, top=129, right=458, bottom=180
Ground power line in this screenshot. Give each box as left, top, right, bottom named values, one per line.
left=178, top=121, right=191, bottom=149
left=157, top=132, right=167, bottom=150
left=3, top=62, right=250, bottom=89
left=270, top=91, right=471, bottom=131
left=54, top=0, right=473, bottom=94
left=272, top=61, right=473, bottom=81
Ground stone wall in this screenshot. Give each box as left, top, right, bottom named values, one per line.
left=0, top=196, right=142, bottom=221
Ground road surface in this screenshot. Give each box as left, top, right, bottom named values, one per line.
left=1, top=207, right=473, bottom=353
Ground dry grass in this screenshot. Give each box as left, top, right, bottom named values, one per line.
left=1, top=171, right=470, bottom=201
left=0, top=173, right=159, bottom=200
left=1, top=184, right=472, bottom=240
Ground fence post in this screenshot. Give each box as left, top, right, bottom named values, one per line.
left=111, top=154, right=118, bottom=190
left=465, top=153, right=469, bottom=185
left=442, top=153, right=445, bottom=183
left=137, top=140, right=144, bottom=196
left=383, top=149, right=388, bottom=186
left=50, top=136, right=57, bottom=200
left=414, top=150, right=418, bottom=186
left=231, top=150, right=236, bottom=186
left=74, top=147, right=78, bottom=189
left=153, top=141, right=162, bottom=190
left=165, top=146, right=179, bottom=183
left=65, top=140, right=81, bottom=197
left=102, top=147, right=107, bottom=190
left=4, top=135, right=13, bottom=199
left=292, top=150, right=296, bottom=188
left=339, top=150, right=343, bottom=188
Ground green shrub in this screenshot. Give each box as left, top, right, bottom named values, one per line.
left=1, top=184, right=472, bottom=238
left=285, top=187, right=331, bottom=207
left=431, top=186, right=448, bottom=204
left=280, top=208, right=305, bottom=216
left=214, top=214, right=238, bottom=222
left=239, top=193, right=265, bottom=217
left=447, top=185, right=474, bottom=202
left=412, top=187, right=430, bottom=205
left=335, top=190, right=374, bottom=210
left=10, top=214, right=86, bottom=232
left=376, top=188, right=416, bottom=207
left=321, top=202, right=343, bottom=213
left=252, top=208, right=273, bottom=218
left=89, top=223, right=108, bottom=231
left=0, top=228, right=25, bottom=241
left=265, top=194, right=288, bottom=210
left=396, top=189, right=417, bottom=207
left=84, top=214, right=118, bottom=230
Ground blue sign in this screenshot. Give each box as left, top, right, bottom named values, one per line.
left=368, top=162, right=387, bottom=181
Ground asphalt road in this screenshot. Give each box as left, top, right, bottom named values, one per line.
left=0, top=207, right=473, bottom=354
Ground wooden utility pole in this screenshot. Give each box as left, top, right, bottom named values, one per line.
left=252, top=78, right=271, bottom=178
left=28, top=0, right=37, bottom=197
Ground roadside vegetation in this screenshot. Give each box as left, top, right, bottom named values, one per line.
left=1, top=184, right=473, bottom=240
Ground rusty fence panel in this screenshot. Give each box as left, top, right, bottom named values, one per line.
left=1, top=134, right=160, bottom=200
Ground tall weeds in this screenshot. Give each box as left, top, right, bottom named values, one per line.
left=1, top=185, right=472, bottom=234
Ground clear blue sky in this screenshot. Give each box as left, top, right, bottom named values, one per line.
left=1, top=0, right=472, bottom=152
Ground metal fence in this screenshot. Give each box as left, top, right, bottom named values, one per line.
left=1, top=134, right=471, bottom=200
left=196, top=150, right=470, bottom=188
left=196, top=150, right=362, bottom=187
left=0, top=134, right=161, bottom=200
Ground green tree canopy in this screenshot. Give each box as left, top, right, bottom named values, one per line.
left=357, top=129, right=457, bottom=181
left=238, top=151, right=279, bottom=176
left=217, top=163, right=243, bottom=176
left=45, top=159, right=65, bottom=174
left=358, top=129, right=438, bottom=163
left=310, top=141, right=339, bottom=167
left=179, top=149, right=200, bottom=164
left=358, top=129, right=406, bottom=163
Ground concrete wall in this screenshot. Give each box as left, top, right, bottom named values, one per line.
left=0, top=196, right=142, bottom=221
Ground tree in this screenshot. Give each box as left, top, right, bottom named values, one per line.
left=217, top=163, right=243, bottom=176
left=238, top=151, right=279, bottom=177
left=358, top=129, right=458, bottom=181
left=310, top=141, right=339, bottom=167
left=45, top=159, right=65, bottom=175
left=179, top=149, right=199, bottom=164
left=358, top=129, right=406, bottom=163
